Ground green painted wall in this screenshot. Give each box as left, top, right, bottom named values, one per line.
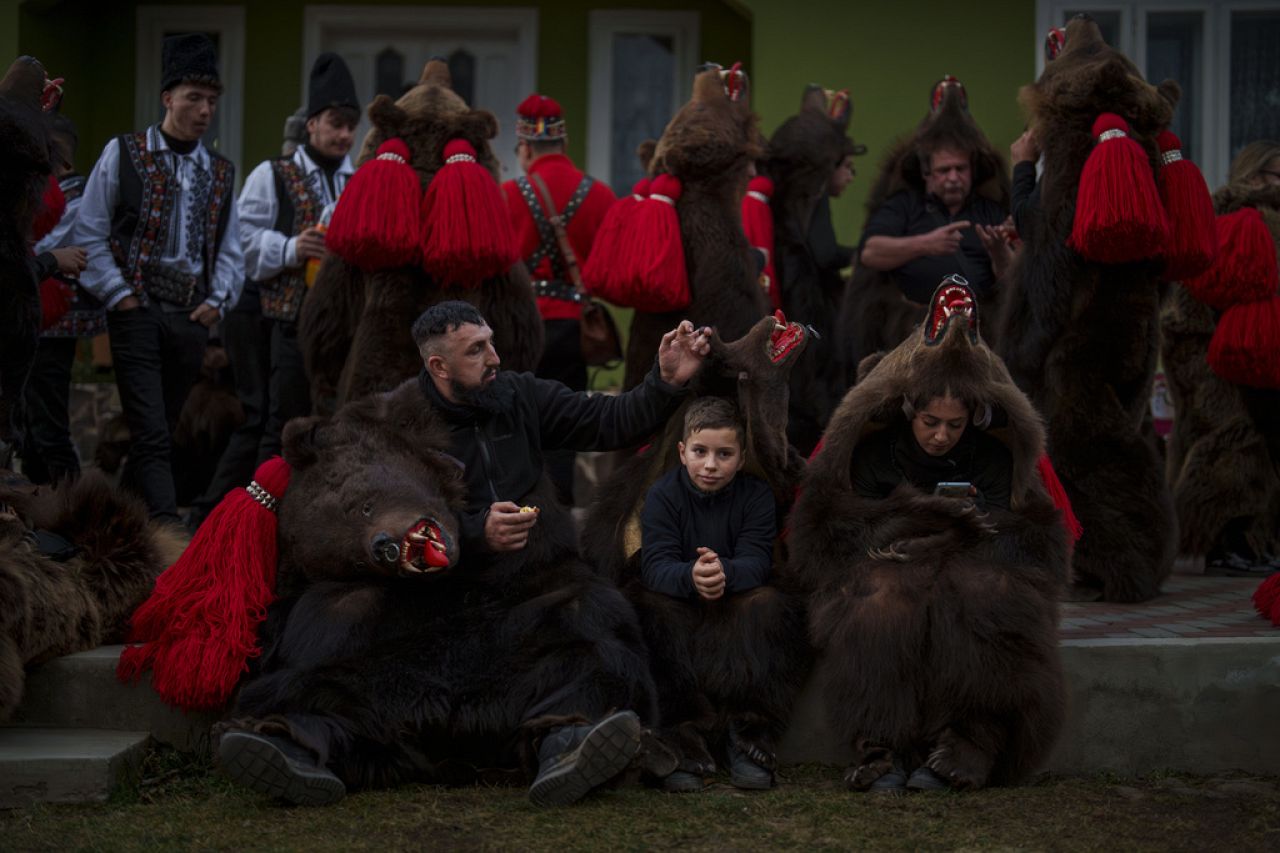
left=1, top=0, right=19, bottom=67
left=17, top=0, right=750, bottom=178
left=742, top=0, right=1035, bottom=241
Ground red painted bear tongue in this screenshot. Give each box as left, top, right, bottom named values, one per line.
left=422, top=530, right=450, bottom=568
left=404, top=519, right=451, bottom=570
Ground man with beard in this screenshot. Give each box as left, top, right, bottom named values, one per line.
left=858, top=81, right=1011, bottom=306
left=413, top=301, right=709, bottom=553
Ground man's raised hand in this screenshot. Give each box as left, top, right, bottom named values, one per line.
left=658, top=320, right=712, bottom=386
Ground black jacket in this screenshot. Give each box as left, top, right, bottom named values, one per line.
left=850, top=420, right=1013, bottom=510
left=420, top=364, right=687, bottom=552
left=639, top=467, right=776, bottom=599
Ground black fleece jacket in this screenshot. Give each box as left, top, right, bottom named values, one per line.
left=420, top=364, right=687, bottom=553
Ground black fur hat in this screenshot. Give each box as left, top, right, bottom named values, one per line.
left=307, top=52, right=359, bottom=119
left=161, top=33, right=221, bottom=93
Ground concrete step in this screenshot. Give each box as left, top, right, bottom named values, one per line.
left=0, top=728, right=150, bottom=807
left=10, top=646, right=215, bottom=752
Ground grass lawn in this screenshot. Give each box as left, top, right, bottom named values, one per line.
left=4, top=752, right=1279, bottom=852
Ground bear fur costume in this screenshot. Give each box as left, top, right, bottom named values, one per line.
left=1162, top=182, right=1280, bottom=557
left=582, top=313, right=812, bottom=776
left=787, top=280, right=1069, bottom=791
left=0, top=57, right=55, bottom=457
left=766, top=85, right=863, bottom=454
left=996, top=15, right=1179, bottom=602
left=299, top=59, right=541, bottom=411
left=622, top=66, right=768, bottom=390
left=0, top=470, right=184, bottom=721
left=219, top=379, right=661, bottom=790
left=836, top=78, right=1009, bottom=381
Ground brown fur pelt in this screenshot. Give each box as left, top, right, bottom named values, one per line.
left=836, top=83, right=1010, bottom=377
left=0, top=470, right=184, bottom=721
left=1161, top=183, right=1280, bottom=556
left=583, top=314, right=809, bottom=583
left=995, top=16, right=1179, bottom=602
left=766, top=85, right=861, bottom=452
left=299, top=59, right=541, bottom=410
left=623, top=67, right=768, bottom=390
left=786, top=296, right=1069, bottom=790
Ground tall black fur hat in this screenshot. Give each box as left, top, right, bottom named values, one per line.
left=307, top=52, right=359, bottom=119
left=161, top=33, right=221, bottom=93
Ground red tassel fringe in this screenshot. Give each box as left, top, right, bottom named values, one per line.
left=1184, top=208, right=1279, bottom=310
left=1254, top=573, right=1280, bottom=626
left=32, top=175, right=65, bottom=242
left=420, top=138, right=516, bottom=286
left=1068, top=113, right=1170, bottom=264
left=742, top=176, right=779, bottom=310
left=627, top=174, right=691, bottom=312
left=327, top=138, right=422, bottom=271
left=1207, top=296, right=1280, bottom=389
left=583, top=178, right=649, bottom=303
left=1156, top=131, right=1217, bottom=282
left=1036, top=453, right=1083, bottom=544
left=116, top=457, right=291, bottom=711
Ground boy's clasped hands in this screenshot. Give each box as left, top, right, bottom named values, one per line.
left=692, top=546, right=725, bottom=601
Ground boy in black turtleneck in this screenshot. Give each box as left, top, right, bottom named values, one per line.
left=641, top=397, right=775, bottom=599
left=638, top=397, right=783, bottom=793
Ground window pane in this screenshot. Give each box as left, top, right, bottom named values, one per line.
left=611, top=34, right=675, bottom=192
left=1230, top=11, right=1280, bottom=161
left=1064, top=9, right=1122, bottom=48
left=448, top=49, right=476, bottom=107
left=1146, top=11, right=1202, bottom=163
left=375, top=47, right=405, bottom=100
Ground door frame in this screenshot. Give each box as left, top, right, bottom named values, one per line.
left=301, top=4, right=538, bottom=106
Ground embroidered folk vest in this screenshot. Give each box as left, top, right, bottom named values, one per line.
left=258, top=158, right=322, bottom=322
left=108, top=131, right=234, bottom=307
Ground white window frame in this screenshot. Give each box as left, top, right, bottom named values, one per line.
left=301, top=5, right=539, bottom=103
left=1037, top=1, right=1280, bottom=187
left=135, top=5, right=245, bottom=172
left=586, top=10, right=701, bottom=189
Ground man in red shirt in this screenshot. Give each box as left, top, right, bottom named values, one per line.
left=502, top=93, right=616, bottom=503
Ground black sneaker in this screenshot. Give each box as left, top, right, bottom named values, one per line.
left=869, top=764, right=908, bottom=795
left=906, top=765, right=950, bottom=791
left=527, top=710, right=642, bottom=807
left=1206, top=552, right=1278, bottom=577
left=218, top=729, right=346, bottom=806
left=727, top=740, right=773, bottom=790
left=662, top=770, right=705, bottom=793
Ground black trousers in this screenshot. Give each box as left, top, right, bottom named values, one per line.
left=190, top=289, right=310, bottom=525
left=535, top=318, right=586, bottom=505
left=106, top=301, right=208, bottom=522
left=20, top=336, right=80, bottom=484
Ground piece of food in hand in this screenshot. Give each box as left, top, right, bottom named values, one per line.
left=519, top=505, right=539, bottom=514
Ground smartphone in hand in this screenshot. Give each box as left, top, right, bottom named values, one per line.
left=934, top=481, right=973, bottom=499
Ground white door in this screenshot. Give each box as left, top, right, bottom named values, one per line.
left=303, top=6, right=539, bottom=181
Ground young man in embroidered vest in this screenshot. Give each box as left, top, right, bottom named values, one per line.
left=75, top=33, right=243, bottom=525
left=500, top=93, right=616, bottom=505
left=22, top=112, right=100, bottom=484
left=187, top=53, right=357, bottom=531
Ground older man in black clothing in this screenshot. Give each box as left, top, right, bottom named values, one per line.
left=414, top=300, right=710, bottom=554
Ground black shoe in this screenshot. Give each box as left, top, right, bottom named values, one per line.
left=1206, top=551, right=1278, bottom=577
left=727, top=739, right=773, bottom=790
left=527, top=710, right=642, bottom=807
left=218, top=729, right=345, bottom=806
left=906, top=765, right=949, bottom=791
left=870, top=766, right=908, bottom=794
left=662, top=770, right=705, bottom=793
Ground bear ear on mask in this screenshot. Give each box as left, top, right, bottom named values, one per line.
left=463, top=109, right=499, bottom=142
left=281, top=416, right=331, bottom=470
left=368, top=94, right=408, bottom=140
